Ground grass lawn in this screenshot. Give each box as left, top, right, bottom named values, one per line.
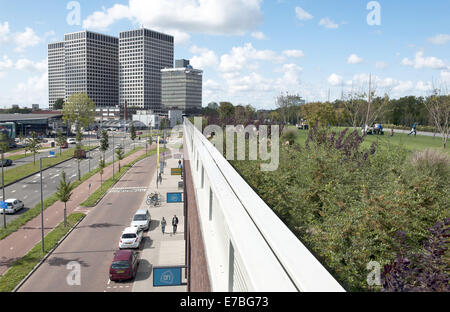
left=0, top=213, right=85, bottom=292
left=292, top=126, right=448, bottom=153
left=3, top=146, right=97, bottom=186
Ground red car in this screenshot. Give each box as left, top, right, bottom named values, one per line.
left=109, top=250, right=139, bottom=282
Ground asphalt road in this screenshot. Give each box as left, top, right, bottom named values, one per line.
left=18, top=154, right=158, bottom=292
left=0, top=136, right=146, bottom=227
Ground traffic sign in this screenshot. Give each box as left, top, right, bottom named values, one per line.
left=0, top=201, right=7, bottom=209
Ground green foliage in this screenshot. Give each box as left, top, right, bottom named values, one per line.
left=56, top=130, right=67, bottom=156
left=100, top=130, right=109, bottom=156
left=55, top=171, right=75, bottom=227
left=25, top=132, right=42, bottom=165
left=218, top=102, right=235, bottom=121
left=130, top=124, right=136, bottom=141
left=301, top=102, right=337, bottom=126
left=0, top=132, right=9, bottom=153
left=62, top=93, right=95, bottom=129
left=53, top=98, right=65, bottom=110
left=231, top=130, right=449, bottom=291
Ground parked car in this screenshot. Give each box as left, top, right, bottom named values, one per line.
left=0, top=159, right=13, bottom=167
left=67, top=138, right=76, bottom=144
left=130, top=209, right=151, bottom=231
left=60, top=142, right=69, bottom=149
left=119, top=227, right=143, bottom=249
left=109, top=250, right=139, bottom=282
left=0, top=199, right=24, bottom=214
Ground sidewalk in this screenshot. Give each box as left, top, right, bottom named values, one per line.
left=0, top=148, right=148, bottom=276
left=133, top=136, right=187, bottom=292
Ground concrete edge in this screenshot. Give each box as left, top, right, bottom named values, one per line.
left=4, top=146, right=99, bottom=188
left=12, top=214, right=86, bottom=292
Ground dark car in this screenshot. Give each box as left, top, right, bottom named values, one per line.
left=0, top=159, right=13, bottom=167
left=109, top=250, right=139, bottom=282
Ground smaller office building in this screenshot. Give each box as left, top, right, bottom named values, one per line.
left=161, top=60, right=203, bottom=113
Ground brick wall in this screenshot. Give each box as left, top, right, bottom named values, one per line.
left=184, top=151, right=211, bottom=292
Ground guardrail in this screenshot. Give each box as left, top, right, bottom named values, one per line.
left=184, top=118, right=345, bottom=292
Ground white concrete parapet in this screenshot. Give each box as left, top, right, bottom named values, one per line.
left=184, top=118, right=345, bottom=292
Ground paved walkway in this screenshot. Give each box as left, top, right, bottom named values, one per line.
left=133, top=136, right=187, bottom=292
left=0, top=147, right=149, bottom=276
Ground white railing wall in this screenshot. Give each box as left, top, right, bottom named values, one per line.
left=184, top=118, right=345, bottom=292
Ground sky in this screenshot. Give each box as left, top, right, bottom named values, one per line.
left=0, top=0, right=449, bottom=110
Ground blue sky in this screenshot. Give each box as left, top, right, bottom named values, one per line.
left=0, top=0, right=449, bottom=109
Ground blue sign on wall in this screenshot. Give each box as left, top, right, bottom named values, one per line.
left=49, top=151, right=55, bottom=156
left=167, top=192, right=183, bottom=203
left=0, top=201, right=7, bottom=209
left=153, top=267, right=183, bottom=287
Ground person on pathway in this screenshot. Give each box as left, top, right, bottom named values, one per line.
left=172, top=215, right=179, bottom=235
left=408, top=122, right=417, bottom=136
left=161, top=217, right=167, bottom=235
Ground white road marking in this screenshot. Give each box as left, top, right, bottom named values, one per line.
left=11, top=190, right=16, bottom=193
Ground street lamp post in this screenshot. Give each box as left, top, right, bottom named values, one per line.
left=1, top=151, right=5, bottom=228
left=112, top=133, right=115, bottom=179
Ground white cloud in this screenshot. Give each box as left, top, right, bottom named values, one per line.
left=251, top=31, right=266, bottom=40
left=441, top=70, right=450, bottom=84
left=392, top=81, right=413, bottom=94
left=0, top=55, right=13, bottom=71
left=376, top=61, right=388, bottom=69
left=83, top=0, right=264, bottom=43
left=347, top=54, right=363, bottom=64
left=282, top=50, right=304, bottom=58
left=13, top=70, right=48, bottom=105
left=219, top=43, right=283, bottom=72
left=15, top=58, right=48, bottom=72
left=428, top=34, right=450, bottom=45
left=0, top=21, right=10, bottom=43
left=401, top=51, right=447, bottom=70
left=319, top=17, right=338, bottom=29
left=328, top=73, right=343, bottom=86
left=416, top=81, right=433, bottom=92
left=189, top=46, right=219, bottom=69
left=276, top=63, right=303, bottom=88
left=295, top=7, right=313, bottom=21
left=14, top=27, right=41, bottom=52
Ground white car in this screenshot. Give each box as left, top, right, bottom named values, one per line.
left=0, top=199, right=25, bottom=214
left=130, top=209, right=151, bottom=231
left=67, top=138, right=76, bottom=144
left=119, top=227, right=143, bottom=249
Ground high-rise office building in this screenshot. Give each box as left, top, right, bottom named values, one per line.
left=48, top=31, right=119, bottom=109
left=119, top=28, right=174, bottom=113
left=48, top=41, right=65, bottom=108
left=161, top=59, right=203, bottom=112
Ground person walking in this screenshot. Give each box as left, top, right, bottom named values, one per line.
left=408, top=122, right=417, bottom=136
left=172, top=215, right=179, bottom=235
left=161, top=217, right=167, bottom=235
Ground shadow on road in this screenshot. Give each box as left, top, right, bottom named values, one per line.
left=135, top=259, right=152, bottom=281
left=47, top=256, right=90, bottom=268
left=148, top=220, right=160, bottom=232
left=77, top=222, right=124, bottom=229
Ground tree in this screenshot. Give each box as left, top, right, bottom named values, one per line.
left=53, top=98, right=65, bottom=110
left=218, top=102, right=234, bottom=122
left=98, top=155, right=105, bottom=188
left=207, top=102, right=219, bottom=110
left=55, top=171, right=74, bottom=227
left=160, top=118, right=170, bottom=130
left=425, top=90, right=450, bottom=148
left=25, top=132, right=42, bottom=165
left=62, top=93, right=96, bottom=129
left=100, top=130, right=109, bottom=159
left=115, top=147, right=124, bottom=172
left=0, top=132, right=9, bottom=153
left=130, top=123, right=136, bottom=141
left=56, top=130, right=67, bottom=156
left=301, top=102, right=337, bottom=127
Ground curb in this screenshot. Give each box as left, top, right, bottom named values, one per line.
left=12, top=214, right=86, bottom=292
left=3, top=147, right=99, bottom=188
